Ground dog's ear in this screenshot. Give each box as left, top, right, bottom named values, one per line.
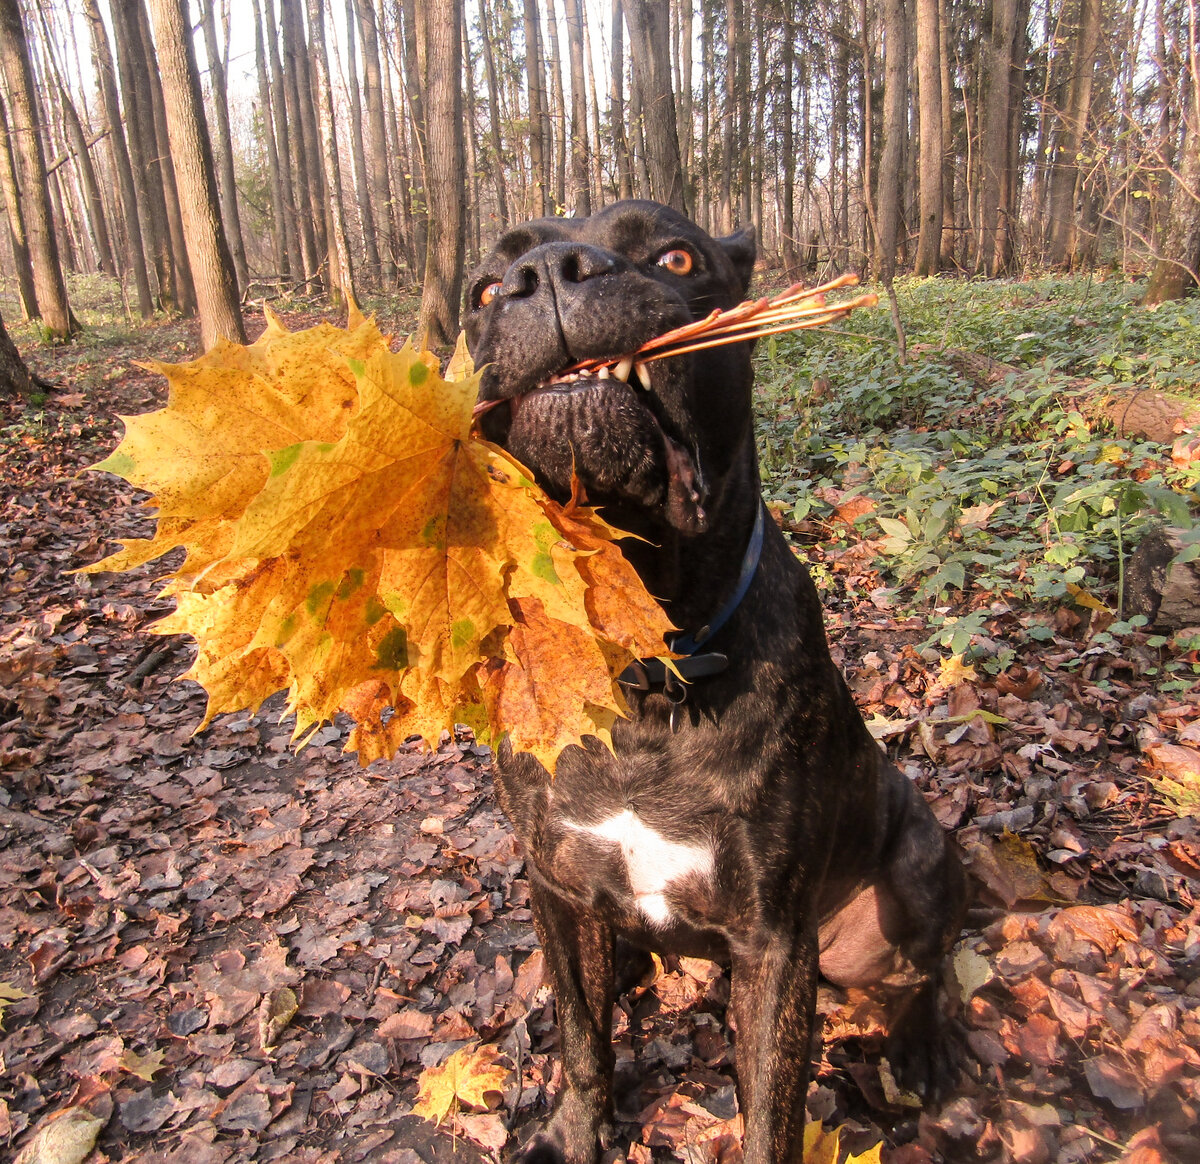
left=718, top=226, right=756, bottom=298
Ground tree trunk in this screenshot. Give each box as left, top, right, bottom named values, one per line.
left=720, top=0, right=736, bottom=229
left=478, top=0, right=510, bottom=226
left=629, top=62, right=651, bottom=197
left=251, top=0, right=289, bottom=280
left=875, top=0, right=908, bottom=286
left=781, top=1, right=797, bottom=278
left=343, top=0, right=380, bottom=284
left=679, top=0, right=693, bottom=210
left=698, top=0, right=712, bottom=228
left=611, top=0, right=633, bottom=200
left=461, top=16, right=481, bottom=264
left=378, top=3, right=416, bottom=274
left=0, top=308, right=32, bottom=397
left=199, top=0, right=248, bottom=296
left=751, top=5, right=766, bottom=236
left=735, top=0, right=751, bottom=224
left=31, top=59, right=78, bottom=277
left=112, top=0, right=175, bottom=312
left=33, top=10, right=117, bottom=280
left=400, top=0, right=429, bottom=266
left=83, top=0, right=152, bottom=316
left=56, top=79, right=116, bottom=276
left=545, top=0, right=566, bottom=211
left=563, top=0, right=590, bottom=215
left=1045, top=0, right=1101, bottom=268
left=914, top=0, right=942, bottom=275
left=0, top=0, right=76, bottom=337
left=416, top=0, right=465, bottom=350
left=145, top=0, right=245, bottom=347
left=523, top=0, right=550, bottom=216
left=937, top=0, right=956, bottom=267
left=278, top=0, right=321, bottom=284
left=584, top=12, right=603, bottom=208
left=305, top=0, right=355, bottom=309
left=978, top=0, right=1018, bottom=275
left=138, top=0, right=196, bottom=315
left=261, top=0, right=299, bottom=281
left=832, top=9, right=850, bottom=266
left=624, top=0, right=685, bottom=212
left=1143, top=102, right=1200, bottom=304
left=0, top=96, right=38, bottom=318
left=356, top=0, right=398, bottom=281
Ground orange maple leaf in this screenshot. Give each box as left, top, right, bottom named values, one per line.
left=84, top=317, right=676, bottom=771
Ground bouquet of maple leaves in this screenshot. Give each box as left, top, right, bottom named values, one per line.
left=86, top=281, right=873, bottom=770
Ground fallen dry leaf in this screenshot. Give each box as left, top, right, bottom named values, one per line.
left=257, top=986, right=298, bottom=1050
left=412, top=1043, right=509, bottom=1126
left=118, top=1047, right=165, bottom=1082
left=1048, top=906, right=1139, bottom=955
left=13, top=1106, right=105, bottom=1164
left=0, top=979, right=32, bottom=1026
left=803, top=1121, right=883, bottom=1164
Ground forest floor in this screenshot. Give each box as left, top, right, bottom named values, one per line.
left=1, top=277, right=1199, bottom=1164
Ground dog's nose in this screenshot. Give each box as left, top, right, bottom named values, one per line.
left=502, top=242, right=618, bottom=299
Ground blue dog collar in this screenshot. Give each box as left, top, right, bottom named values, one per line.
left=669, top=500, right=765, bottom=657
left=619, top=500, right=766, bottom=696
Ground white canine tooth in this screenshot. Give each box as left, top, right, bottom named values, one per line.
left=634, top=361, right=651, bottom=390
left=598, top=366, right=610, bottom=380
left=613, top=356, right=633, bottom=382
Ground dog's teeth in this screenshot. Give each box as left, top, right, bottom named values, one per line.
left=634, top=361, right=651, bottom=390
left=613, top=356, right=633, bottom=383
left=598, top=366, right=610, bottom=380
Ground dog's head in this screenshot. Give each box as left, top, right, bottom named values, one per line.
left=466, top=201, right=755, bottom=535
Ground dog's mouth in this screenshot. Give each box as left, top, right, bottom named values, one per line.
left=474, top=353, right=655, bottom=422
left=473, top=346, right=707, bottom=532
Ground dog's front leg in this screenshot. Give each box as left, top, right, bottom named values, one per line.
left=516, top=878, right=616, bottom=1164
left=730, top=932, right=820, bottom=1164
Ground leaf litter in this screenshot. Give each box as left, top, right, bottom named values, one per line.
left=1, top=305, right=1199, bottom=1163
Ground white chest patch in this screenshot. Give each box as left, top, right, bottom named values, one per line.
left=561, top=809, right=714, bottom=926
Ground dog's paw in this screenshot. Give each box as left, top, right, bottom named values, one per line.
left=885, top=1007, right=962, bottom=1104
left=510, top=1112, right=612, bottom=1164
left=511, top=1131, right=574, bottom=1164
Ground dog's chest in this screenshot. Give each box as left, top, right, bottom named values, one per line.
left=557, top=807, right=714, bottom=927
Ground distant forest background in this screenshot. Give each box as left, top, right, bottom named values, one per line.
left=0, top=0, right=1198, bottom=355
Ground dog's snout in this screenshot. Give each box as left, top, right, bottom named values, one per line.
left=502, top=242, right=617, bottom=300
left=560, top=245, right=617, bottom=283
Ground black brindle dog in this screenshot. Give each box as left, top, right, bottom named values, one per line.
left=465, top=201, right=965, bottom=1164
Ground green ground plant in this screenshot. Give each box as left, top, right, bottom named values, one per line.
left=756, top=275, right=1200, bottom=687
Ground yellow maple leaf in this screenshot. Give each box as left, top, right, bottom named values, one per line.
left=84, top=306, right=385, bottom=580
left=118, top=1046, right=166, bottom=1081
left=0, top=980, right=31, bottom=1028
left=935, top=652, right=978, bottom=688
left=412, top=1043, right=509, bottom=1126
left=85, top=316, right=676, bottom=771
left=803, top=1122, right=884, bottom=1164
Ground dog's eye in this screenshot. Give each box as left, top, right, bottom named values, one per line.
left=479, top=281, right=503, bottom=307
left=656, top=249, right=694, bottom=276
